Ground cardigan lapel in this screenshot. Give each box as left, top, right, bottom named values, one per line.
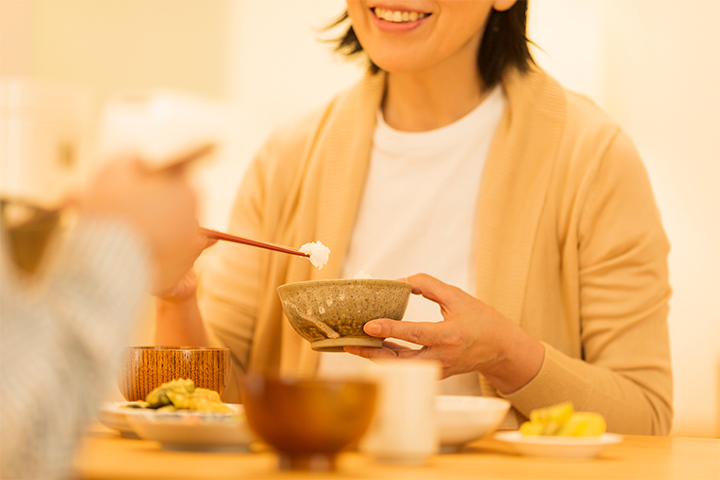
left=474, top=67, right=565, bottom=409
left=311, top=72, right=385, bottom=282
left=474, top=67, right=566, bottom=325
left=281, top=72, right=386, bottom=377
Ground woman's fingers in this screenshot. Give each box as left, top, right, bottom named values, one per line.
left=379, top=339, right=414, bottom=352
left=404, top=273, right=461, bottom=308
left=203, top=236, right=219, bottom=250
left=344, top=344, right=425, bottom=361
left=344, top=345, right=394, bottom=359
left=364, top=318, right=442, bottom=347
left=153, top=268, right=198, bottom=301
left=345, top=344, right=446, bottom=377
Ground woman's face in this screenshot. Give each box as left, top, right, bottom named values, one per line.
left=346, top=0, right=516, bottom=74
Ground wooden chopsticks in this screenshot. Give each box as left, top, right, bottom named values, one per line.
left=200, top=227, right=310, bottom=258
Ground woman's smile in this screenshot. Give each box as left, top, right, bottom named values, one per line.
left=348, top=0, right=495, bottom=73
left=373, top=7, right=430, bottom=23
left=370, top=5, right=432, bottom=33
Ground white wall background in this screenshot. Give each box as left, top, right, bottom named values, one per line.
left=2, top=0, right=718, bottom=437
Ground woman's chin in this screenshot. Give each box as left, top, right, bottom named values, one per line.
left=368, top=55, right=436, bottom=75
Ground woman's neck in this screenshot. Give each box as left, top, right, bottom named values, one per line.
left=382, top=54, right=489, bottom=132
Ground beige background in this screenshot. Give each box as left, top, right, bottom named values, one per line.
left=1, top=0, right=718, bottom=438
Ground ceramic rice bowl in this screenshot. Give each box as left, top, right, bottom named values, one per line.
left=277, top=279, right=413, bottom=352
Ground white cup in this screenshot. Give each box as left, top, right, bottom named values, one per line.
left=359, top=359, right=441, bottom=465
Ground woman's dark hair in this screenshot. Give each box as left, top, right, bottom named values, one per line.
left=328, top=1, right=534, bottom=89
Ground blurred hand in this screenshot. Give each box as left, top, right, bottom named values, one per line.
left=81, top=159, right=206, bottom=295
left=153, top=235, right=217, bottom=302
left=344, top=273, right=544, bottom=393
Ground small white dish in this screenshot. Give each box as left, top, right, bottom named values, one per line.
left=493, top=431, right=623, bottom=460
left=435, top=395, right=511, bottom=452
left=125, top=404, right=255, bottom=452
left=96, top=402, right=147, bottom=437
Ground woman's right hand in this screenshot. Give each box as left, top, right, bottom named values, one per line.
left=153, top=231, right=217, bottom=347
left=153, top=233, right=218, bottom=301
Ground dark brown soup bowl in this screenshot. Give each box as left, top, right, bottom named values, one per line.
left=242, top=373, right=377, bottom=471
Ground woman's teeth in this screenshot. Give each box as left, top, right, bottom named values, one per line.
left=374, top=8, right=429, bottom=23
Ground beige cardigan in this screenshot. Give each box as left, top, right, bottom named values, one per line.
left=199, top=67, right=673, bottom=435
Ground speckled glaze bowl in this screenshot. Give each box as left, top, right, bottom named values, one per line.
left=117, top=346, right=230, bottom=402
left=277, top=279, right=413, bottom=352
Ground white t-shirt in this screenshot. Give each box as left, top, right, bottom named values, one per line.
left=317, top=86, right=505, bottom=395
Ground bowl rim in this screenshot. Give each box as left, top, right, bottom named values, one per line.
left=277, top=278, right=413, bottom=291
left=435, top=395, right=512, bottom=412
left=124, top=346, right=230, bottom=352
left=244, top=372, right=377, bottom=390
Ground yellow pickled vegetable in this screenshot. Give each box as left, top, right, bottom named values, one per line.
left=520, top=402, right=606, bottom=437
left=555, top=412, right=606, bottom=437
left=519, top=421, right=545, bottom=435
left=143, top=379, right=232, bottom=413
left=529, top=401, right=574, bottom=435
left=146, top=378, right=195, bottom=408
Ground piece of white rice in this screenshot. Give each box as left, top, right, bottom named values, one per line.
left=299, top=241, right=331, bottom=270
left=353, top=271, right=374, bottom=279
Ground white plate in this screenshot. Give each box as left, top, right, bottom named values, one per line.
left=494, top=431, right=623, bottom=460
left=436, top=396, right=511, bottom=452
left=125, top=404, right=255, bottom=452
left=96, top=402, right=148, bottom=437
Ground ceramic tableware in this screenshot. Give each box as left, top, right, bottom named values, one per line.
left=277, top=278, right=412, bottom=352
left=242, top=373, right=377, bottom=471
left=116, top=346, right=229, bottom=402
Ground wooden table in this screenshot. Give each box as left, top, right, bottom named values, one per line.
left=74, top=425, right=720, bottom=480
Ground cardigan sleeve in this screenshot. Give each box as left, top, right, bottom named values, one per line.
left=197, top=144, right=269, bottom=403
left=198, top=123, right=311, bottom=402
left=501, top=129, right=673, bottom=435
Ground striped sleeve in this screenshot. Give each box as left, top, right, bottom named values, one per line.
left=0, top=217, right=150, bottom=479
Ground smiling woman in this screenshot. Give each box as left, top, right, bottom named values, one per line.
left=339, top=0, right=528, bottom=132
left=154, top=0, right=674, bottom=437
left=336, top=0, right=530, bottom=89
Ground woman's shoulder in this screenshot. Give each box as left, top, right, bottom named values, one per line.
left=505, top=68, right=645, bottom=189
left=260, top=72, right=383, bottom=160
left=558, top=83, right=644, bottom=176
left=562, top=88, right=621, bottom=139
left=510, top=67, right=621, bottom=139
left=245, top=72, right=382, bottom=194
left=518, top=68, right=636, bottom=161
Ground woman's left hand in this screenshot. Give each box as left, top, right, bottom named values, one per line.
left=344, top=273, right=545, bottom=394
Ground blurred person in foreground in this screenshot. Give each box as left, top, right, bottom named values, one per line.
left=155, top=0, right=673, bottom=435
left=0, top=159, right=202, bottom=479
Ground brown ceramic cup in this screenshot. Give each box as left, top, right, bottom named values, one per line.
left=117, top=346, right=230, bottom=402
left=242, top=373, right=377, bottom=471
